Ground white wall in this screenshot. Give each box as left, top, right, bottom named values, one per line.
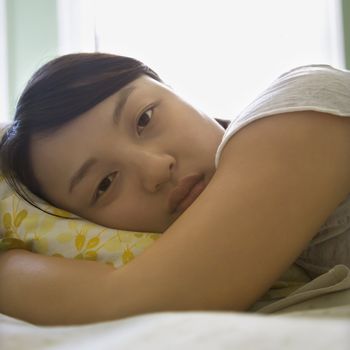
left=57, top=0, right=96, bottom=54
left=0, top=0, right=9, bottom=122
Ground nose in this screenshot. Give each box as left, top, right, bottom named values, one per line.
left=134, top=150, right=175, bottom=192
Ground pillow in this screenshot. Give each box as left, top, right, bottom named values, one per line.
left=0, top=125, right=160, bottom=268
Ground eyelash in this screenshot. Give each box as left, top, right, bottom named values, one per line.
left=92, top=172, right=118, bottom=204
left=136, top=107, right=153, bottom=135
left=92, top=107, right=154, bottom=204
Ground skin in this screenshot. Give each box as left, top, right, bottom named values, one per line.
left=30, top=76, right=225, bottom=233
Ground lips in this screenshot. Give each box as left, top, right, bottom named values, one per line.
left=168, top=174, right=205, bottom=214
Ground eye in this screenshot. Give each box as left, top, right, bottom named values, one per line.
left=93, top=172, right=117, bottom=203
left=136, top=108, right=153, bottom=135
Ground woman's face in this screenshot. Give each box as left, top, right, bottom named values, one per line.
left=30, top=75, right=225, bottom=233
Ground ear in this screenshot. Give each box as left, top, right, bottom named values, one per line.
left=214, top=118, right=231, bottom=130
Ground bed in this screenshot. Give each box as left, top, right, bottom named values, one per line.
left=1, top=308, right=350, bottom=350
left=1, top=269, right=350, bottom=350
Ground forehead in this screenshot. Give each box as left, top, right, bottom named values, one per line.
left=32, top=75, right=165, bottom=145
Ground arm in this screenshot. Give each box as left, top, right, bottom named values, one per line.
left=1, top=111, right=350, bottom=325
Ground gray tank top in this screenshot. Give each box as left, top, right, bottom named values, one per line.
left=215, top=64, right=350, bottom=279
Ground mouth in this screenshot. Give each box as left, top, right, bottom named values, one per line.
left=168, top=174, right=206, bottom=214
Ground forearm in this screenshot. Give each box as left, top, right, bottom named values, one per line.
left=0, top=250, right=120, bottom=325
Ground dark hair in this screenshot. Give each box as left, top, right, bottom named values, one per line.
left=0, top=52, right=162, bottom=213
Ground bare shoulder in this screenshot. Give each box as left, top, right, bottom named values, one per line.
left=213, top=111, right=350, bottom=255
left=218, top=111, right=350, bottom=191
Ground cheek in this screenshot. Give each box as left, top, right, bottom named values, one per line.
left=188, top=125, right=223, bottom=156
left=89, top=195, right=166, bottom=231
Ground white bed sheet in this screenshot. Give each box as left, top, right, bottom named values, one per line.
left=1, top=308, right=350, bottom=350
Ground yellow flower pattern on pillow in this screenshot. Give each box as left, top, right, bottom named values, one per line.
left=0, top=175, right=160, bottom=268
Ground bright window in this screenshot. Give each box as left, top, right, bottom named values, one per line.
left=62, top=0, right=345, bottom=118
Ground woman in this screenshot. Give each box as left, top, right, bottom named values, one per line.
left=1, top=53, right=350, bottom=325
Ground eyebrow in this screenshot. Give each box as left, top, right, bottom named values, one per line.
left=68, top=85, right=137, bottom=194
left=69, top=158, right=97, bottom=194
left=112, top=85, right=136, bottom=124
